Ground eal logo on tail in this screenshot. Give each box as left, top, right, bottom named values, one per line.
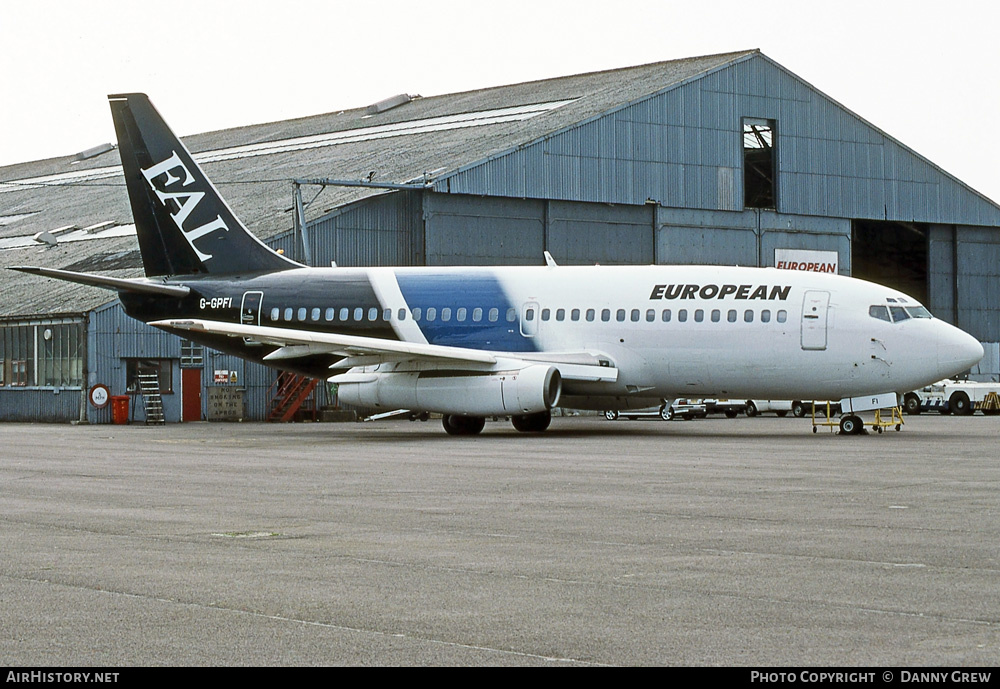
left=140, top=151, right=229, bottom=262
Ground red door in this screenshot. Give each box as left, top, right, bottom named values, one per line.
left=182, top=368, right=202, bottom=421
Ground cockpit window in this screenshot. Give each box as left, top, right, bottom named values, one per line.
left=889, top=306, right=910, bottom=322
left=906, top=305, right=932, bottom=319
left=869, top=305, right=891, bottom=322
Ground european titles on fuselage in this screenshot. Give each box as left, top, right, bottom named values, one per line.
left=649, top=284, right=792, bottom=301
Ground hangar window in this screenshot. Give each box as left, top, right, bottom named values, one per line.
left=180, top=340, right=203, bottom=368
left=125, top=359, right=173, bottom=395
left=743, top=118, right=776, bottom=209
left=1, top=324, right=34, bottom=387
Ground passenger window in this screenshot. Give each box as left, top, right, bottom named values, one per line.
left=777, top=310, right=787, bottom=323
left=890, top=306, right=910, bottom=322
left=761, top=309, right=771, bottom=323
left=616, top=309, right=626, bottom=322
left=678, top=309, right=688, bottom=322
left=728, top=309, right=737, bottom=323
left=473, top=308, right=483, bottom=322
left=646, top=309, right=655, bottom=322
left=339, top=307, right=349, bottom=321
left=441, top=307, right=452, bottom=322
left=383, top=308, right=392, bottom=321
left=426, top=307, right=437, bottom=322
left=413, top=307, right=422, bottom=321
left=711, top=309, right=720, bottom=323
left=457, top=307, right=467, bottom=322
left=298, top=308, right=308, bottom=321
left=397, top=308, right=407, bottom=321
left=586, top=309, right=596, bottom=322
left=556, top=308, right=565, bottom=321
left=524, top=308, right=534, bottom=321
left=489, top=308, right=499, bottom=322
left=270, top=308, right=280, bottom=321
left=630, top=309, right=640, bottom=322
left=311, top=308, right=321, bottom=321
left=572, top=309, right=581, bottom=321
left=325, top=308, right=335, bottom=321
left=601, top=309, right=611, bottom=322
left=541, top=308, right=551, bottom=321
left=506, top=308, right=517, bottom=322
left=662, top=309, right=671, bottom=322
left=694, top=309, right=704, bottom=322
left=353, top=307, right=364, bottom=321
left=744, top=310, right=754, bottom=323
left=284, top=308, right=293, bottom=321
left=869, top=305, right=891, bottom=322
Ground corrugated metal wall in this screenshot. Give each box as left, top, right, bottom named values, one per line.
left=438, top=54, right=1000, bottom=228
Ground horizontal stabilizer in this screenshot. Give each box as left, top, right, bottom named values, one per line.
left=9, top=266, right=191, bottom=298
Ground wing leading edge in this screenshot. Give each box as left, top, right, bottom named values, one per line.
left=151, top=318, right=618, bottom=382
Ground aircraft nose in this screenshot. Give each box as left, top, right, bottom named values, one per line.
left=938, top=327, right=984, bottom=376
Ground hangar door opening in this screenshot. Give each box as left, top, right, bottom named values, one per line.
left=851, top=220, right=928, bottom=304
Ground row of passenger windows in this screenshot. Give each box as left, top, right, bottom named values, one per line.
left=270, top=306, right=515, bottom=324
left=526, top=307, right=789, bottom=324
left=269, top=305, right=789, bottom=325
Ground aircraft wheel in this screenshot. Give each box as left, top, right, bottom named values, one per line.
left=442, top=414, right=486, bottom=436
left=511, top=411, right=551, bottom=433
left=839, top=415, right=863, bottom=435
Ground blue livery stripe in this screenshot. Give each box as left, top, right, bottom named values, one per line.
left=396, top=272, right=537, bottom=352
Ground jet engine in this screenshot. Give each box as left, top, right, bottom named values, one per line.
left=335, top=365, right=562, bottom=416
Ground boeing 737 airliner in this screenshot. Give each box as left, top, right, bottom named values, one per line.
left=10, top=94, right=984, bottom=434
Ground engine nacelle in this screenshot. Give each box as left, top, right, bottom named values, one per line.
left=336, top=365, right=562, bottom=416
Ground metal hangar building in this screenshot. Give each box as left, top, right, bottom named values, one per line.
left=2, top=49, right=999, bottom=422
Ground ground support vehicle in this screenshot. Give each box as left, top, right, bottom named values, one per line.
left=904, top=380, right=1000, bottom=416
left=744, top=400, right=791, bottom=417
left=810, top=393, right=903, bottom=435
left=604, top=399, right=707, bottom=421
left=704, top=399, right=748, bottom=418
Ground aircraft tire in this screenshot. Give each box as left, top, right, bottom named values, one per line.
left=511, top=411, right=552, bottom=433
left=442, top=414, right=486, bottom=435
left=839, top=414, right=863, bottom=435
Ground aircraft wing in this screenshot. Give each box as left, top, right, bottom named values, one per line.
left=151, top=318, right=617, bottom=382
left=151, top=318, right=497, bottom=366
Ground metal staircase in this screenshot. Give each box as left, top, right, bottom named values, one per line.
left=267, top=372, right=318, bottom=422
left=137, top=373, right=165, bottom=425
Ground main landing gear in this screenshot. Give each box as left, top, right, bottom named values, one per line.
left=442, top=410, right=553, bottom=435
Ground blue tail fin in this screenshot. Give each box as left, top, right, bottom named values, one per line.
left=109, top=93, right=301, bottom=277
